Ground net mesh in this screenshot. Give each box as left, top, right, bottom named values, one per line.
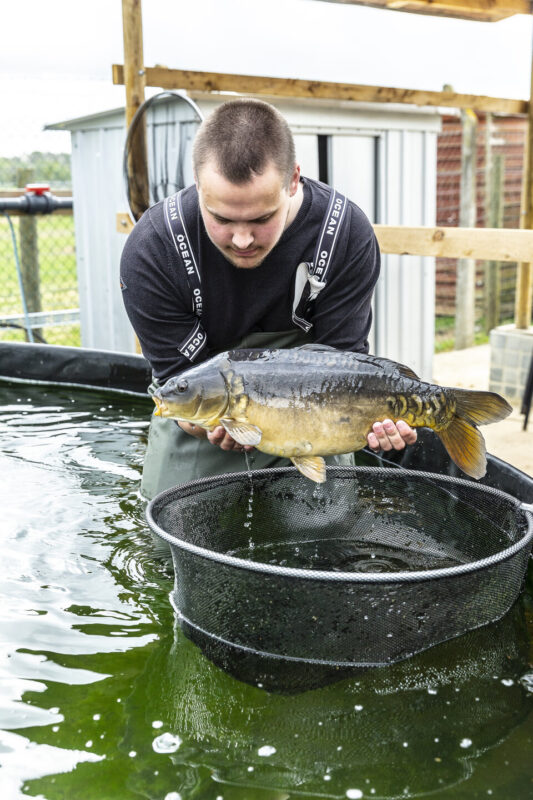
left=147, top=467, right=532, bottom=669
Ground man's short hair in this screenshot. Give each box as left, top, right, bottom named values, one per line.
left=193, top=98, right=296, bottom=186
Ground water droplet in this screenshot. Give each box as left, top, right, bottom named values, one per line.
left=427, top=687, right=437, bottom=695
left=153, top=733, right=182, bottom=754
left=247, top=766, right=254, bottom=772
left=346, top=790, right=363, bottom=799
left=257, top=745, right=276, bottom=757
left=460, top=738, right=472, bottom=749
left=354, top=704, right=363, bottom=711
left=52, top=726, right=59, bottom=733
left=403, top=742, right=409, bottom=747
left=324, top=775, right=332, bottom=781
left=152, top=720, right=164, bottom=728
left=520, top=671, right=533, bottom=692
left=93, top=714, right=100, bottom=721
left=501, top=678, right=514, bottom=687
left=164, top=793, right=182, bottom=800
left=128, top=751, right=136, bottom=757
left=85, top=740, right=93, bottom=748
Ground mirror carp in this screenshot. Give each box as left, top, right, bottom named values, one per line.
left=152, top=347, right=512, bottom=483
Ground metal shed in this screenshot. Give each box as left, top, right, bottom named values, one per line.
left=49, top=94, right=441, bottom=379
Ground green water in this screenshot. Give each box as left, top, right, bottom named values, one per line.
left=1, top=381, right=533, bottom=800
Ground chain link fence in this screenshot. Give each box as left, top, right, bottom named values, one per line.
left=436, top=111, right=527, bottom=350
left=0, top=140, right=79, bottom=347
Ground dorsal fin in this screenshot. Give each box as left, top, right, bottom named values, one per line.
left=359, top=354, right=420, bottom=381
left=296, top=345, right=420, bottom=380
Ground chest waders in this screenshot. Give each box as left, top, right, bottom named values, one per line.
left=140, top=187, right=354, bottom=503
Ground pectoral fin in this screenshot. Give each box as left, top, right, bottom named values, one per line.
left=291, top=455, right=327, bottom=483
left=220, top=418, right=262, bottom=446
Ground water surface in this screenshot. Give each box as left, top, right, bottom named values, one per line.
left=1, top=381, right=532, bottom=800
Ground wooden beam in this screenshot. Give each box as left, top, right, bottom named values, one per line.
left=112, top=64, right=528, bottom=115
left=122, top=0, right=145, bottom=128
left=455, top=109, right=478, bottom=349
left=373, top=225, right=533, bottom=261
left=121, top=0, right=149, bottom=222
left=318, top=1, right=531, bottom=22
left=117, top=211, right=533, bottom=263
left=515, top=27, right=533, bottom=329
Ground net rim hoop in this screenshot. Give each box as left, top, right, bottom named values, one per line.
left=146, top=466, right=533, bottom=584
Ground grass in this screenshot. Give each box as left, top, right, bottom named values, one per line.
left=434, top=315, right=516, bottom=354
left=0, top=214, right=80, bottom=346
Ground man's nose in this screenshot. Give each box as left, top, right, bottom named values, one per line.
left=232, top=226, right=254, bottom=250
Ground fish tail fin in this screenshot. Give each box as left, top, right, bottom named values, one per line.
left=436, top=389, right=511, bottom=479
left=453, top=389, right=512, bottom=427
left=437, top=418, right=487, bottom=479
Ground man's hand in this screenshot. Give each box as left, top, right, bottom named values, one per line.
left=367, top=419, right=417, bottom=453
left=178, top=421, right=254, bottom=454
left=207, top=425, right=255, bottom=453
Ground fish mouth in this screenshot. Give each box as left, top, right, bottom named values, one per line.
left=152, top=395, right=166, bottom=417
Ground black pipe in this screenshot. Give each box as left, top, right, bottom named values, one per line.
left=0, top=194, right=73, bottom=215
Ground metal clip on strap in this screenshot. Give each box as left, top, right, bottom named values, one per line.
left=292, top=188, right=348, bottom=332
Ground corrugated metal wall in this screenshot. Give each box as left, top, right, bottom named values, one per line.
left=70, top=116, right=131, bottom=353
left=65, top=96, right=440, bottom=378
left=376, top=128, right=437, bottom=379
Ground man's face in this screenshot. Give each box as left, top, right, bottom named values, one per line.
left=196, top=159, right=300, bottom=269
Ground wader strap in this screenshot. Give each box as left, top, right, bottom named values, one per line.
left=292, top=188, right=348, bottom=333
left=163, top=191, right=207, bottom=362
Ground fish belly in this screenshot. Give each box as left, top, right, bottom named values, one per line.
left=239, top=396, right=388, bottom=458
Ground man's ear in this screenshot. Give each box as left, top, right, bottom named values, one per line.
left=288, top=164, right=301, bottom=197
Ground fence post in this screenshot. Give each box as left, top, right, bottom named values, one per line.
left=515, top=27, right=533, bottom=329
left=16, top=168, right=42, bottom=341
left=122, top=0, right=149, bottom=222
left=455, top=109, right=477, bottom=349
left=484, top=148, right=504, bottom=333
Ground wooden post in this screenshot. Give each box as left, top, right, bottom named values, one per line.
left=122, top=0, right=149, bottom=221
left=455, top=109, right=478, bottom=349
left=484, top=142, right=504, bottom=333
left=16, top=168, right=42, bottom=342
left=515, top=27, right=533, bottom=329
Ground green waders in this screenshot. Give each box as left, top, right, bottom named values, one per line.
left=140, top=329, right=355, bottom=501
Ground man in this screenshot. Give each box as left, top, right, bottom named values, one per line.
left=120, top=98, right=416, bottom=499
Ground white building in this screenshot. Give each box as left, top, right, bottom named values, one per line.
left=48, top=92, right=441, bottom=378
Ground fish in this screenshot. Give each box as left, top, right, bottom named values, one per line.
left=151, top=345, right=512, bottom=483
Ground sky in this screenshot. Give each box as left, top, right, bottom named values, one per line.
left=0, top=0, right=532, bottom=156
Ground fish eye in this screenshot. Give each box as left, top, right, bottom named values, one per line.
left=177, top=380, right=188, bottom=393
